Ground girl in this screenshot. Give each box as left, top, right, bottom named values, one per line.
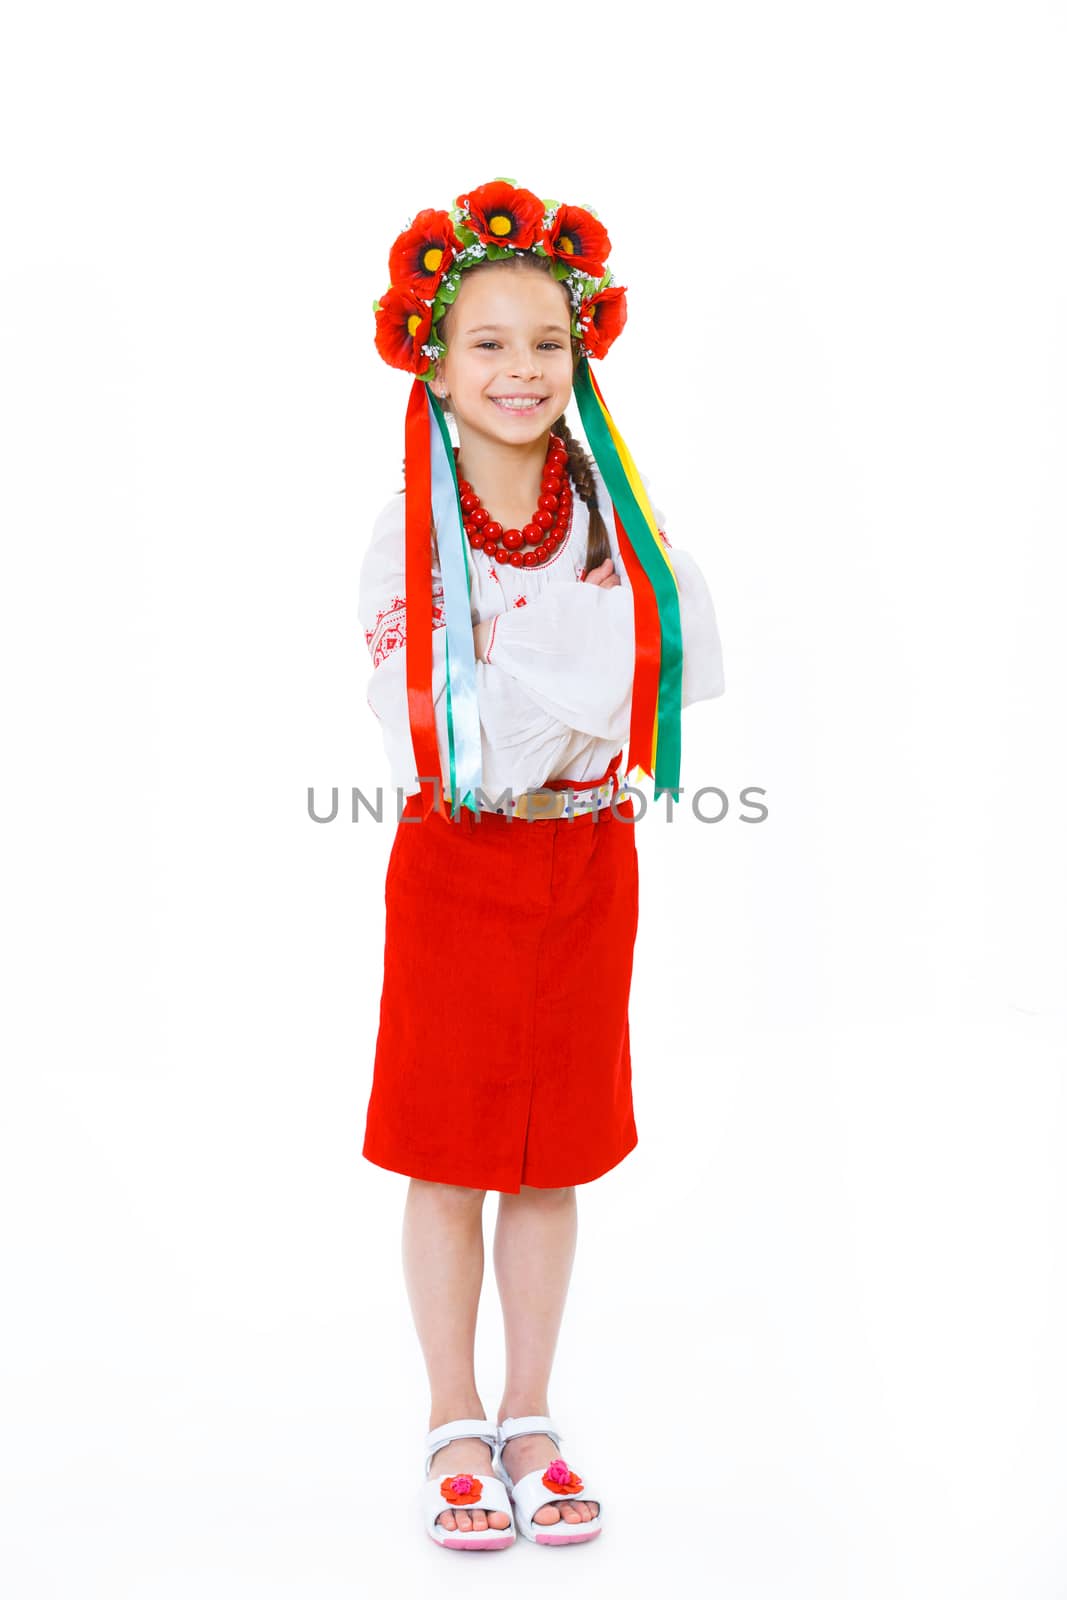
left=361, top=180, right=725, bottom=1549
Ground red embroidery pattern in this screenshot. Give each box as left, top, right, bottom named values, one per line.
left=514, top=595, right=527, bottom=607
left=484, top=614, right=500, bottom=663
left=659, top=525, right=672, bottom=548
left=365, top=585, right=445, bottom=668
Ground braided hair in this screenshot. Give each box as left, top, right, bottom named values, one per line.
left=548, top=412, right=612, bottom=575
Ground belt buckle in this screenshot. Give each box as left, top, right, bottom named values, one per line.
left=513, top=788, right=568, bottom=822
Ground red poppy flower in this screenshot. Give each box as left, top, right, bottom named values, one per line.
left=541, top=1457, right=584, bottom=1495
left=388, top=209, right=458, bottom=299
left=374, top=286, right=433, bottom=375
left=542, top=204, right=611, bottom=278
left=457, top=180, right=543, bottom=250
left=577, top=284, right=628, bottom=358
left=440, top=1472, right=483, bottom=1505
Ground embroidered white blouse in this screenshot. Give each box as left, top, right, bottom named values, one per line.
left=358, top=460, right=725, bottom=802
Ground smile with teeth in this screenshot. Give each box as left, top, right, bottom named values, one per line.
left=491, top=396, right=546, bottom=411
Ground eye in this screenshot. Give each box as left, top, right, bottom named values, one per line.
left=475, top=340, right=563, bottom=351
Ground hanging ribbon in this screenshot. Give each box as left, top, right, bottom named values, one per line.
left=403, top=379, right=443, bottom=819
left=426, top=387, right=483, bottom=818
left=403, top=378, right=483, bottom=820
left=572, top=359, right=684, bottom=800
left=610, top=504, right=661, bottom=784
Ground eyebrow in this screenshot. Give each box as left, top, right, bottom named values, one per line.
left=464, top=323, right=570, bottom=336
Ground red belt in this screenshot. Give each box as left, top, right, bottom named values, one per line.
left=541, top=748, right=623, bottom=796
left=441, top=749, right=625, bottom=827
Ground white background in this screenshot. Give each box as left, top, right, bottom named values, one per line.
left=2, top=1, right=1065, bottom=1595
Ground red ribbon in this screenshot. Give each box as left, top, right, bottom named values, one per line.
left=612, top=507, right=660, bottom=780
left=404, top=380, right=446, bottom=819
left=542, top=748, right=623, bottom=796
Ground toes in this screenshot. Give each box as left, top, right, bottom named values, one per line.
left=559, top=1499, right=598, bottom=1522
left=536, top=1499, right=598, bottom=1524
left=437, top=1506, right=512, bottom=1534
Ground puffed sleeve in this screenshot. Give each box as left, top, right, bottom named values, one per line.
left=359, top=495, right=593, bottom=799
left=481, top=468, right=725, bottom=735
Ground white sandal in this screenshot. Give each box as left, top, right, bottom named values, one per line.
left=494, top=1414, right=603, bottom=1545
left=422, top=1417, right=515, bottom=1550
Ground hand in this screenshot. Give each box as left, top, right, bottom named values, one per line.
left=582, top=557, right=621, bottom=589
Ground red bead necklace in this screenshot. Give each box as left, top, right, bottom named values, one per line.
left=455, top=437, right=573, bottom=568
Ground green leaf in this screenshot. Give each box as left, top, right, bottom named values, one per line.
left=550, top=259, right=570, bottom=281
left=493, top=175, right=517, bottom=186
left=453, top=223, right=477, bottom=247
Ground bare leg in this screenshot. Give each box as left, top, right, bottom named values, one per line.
left=493, top=1184, right=599, bottom=1525
left=402, top=1178, right=510, bottom=1534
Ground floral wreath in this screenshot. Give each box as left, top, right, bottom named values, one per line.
left=372, top=178, right=628, bottom=382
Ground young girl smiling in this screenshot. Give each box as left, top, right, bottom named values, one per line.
left=361, top=180, right=725, bottom=1549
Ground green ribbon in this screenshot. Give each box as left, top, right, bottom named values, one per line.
left=572, top=360, right=683, bottom=799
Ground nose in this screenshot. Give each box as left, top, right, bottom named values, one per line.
left=510, top=348, right=543, bottom=380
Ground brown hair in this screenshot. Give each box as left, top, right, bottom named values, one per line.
left=398, top=253, right=613, bottom=578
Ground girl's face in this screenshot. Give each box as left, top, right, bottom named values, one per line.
left=430, top=264, right=575, bottom=450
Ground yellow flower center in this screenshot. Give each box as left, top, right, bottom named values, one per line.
left=422, top=247, right=443, bottom=272
left=559, top=235, right=575, bottom=255
left=488, top=213, right=512, bottom=236
left=406, top=312, right=423, bottom=337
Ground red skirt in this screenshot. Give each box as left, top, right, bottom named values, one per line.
left=362, top=791, right=640, bottom=1193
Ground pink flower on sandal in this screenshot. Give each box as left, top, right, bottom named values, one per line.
left=440, top=1472, right=483, bottom=1504
left=541, top=1457, right=584, bottom=1495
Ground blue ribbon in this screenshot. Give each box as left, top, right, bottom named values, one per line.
left=426, top=390, right=483, bottom=815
